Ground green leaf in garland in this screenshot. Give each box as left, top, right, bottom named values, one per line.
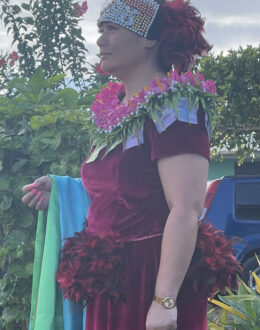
left=195, top=95, right=200, bottom=108
left=102, top=138, right=122, bottom=159
left=86, top=142, right=107, bottom=163
left=200, top=96, right=206, bottom=111
left=170, top=97, right=180, bottom=119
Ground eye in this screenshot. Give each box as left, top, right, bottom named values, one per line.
left=107, top=24, right=117, bottom=30
left=98, top=23, right=118, bottom=34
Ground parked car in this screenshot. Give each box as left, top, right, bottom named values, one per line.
left=201, top=175, right=260, bottom=291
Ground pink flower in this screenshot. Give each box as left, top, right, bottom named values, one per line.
left=92, top=82, right=127, bottom=129
left=8, top=51, right=19, bottom=66
left=81, top=1, right=88, bottom=12
left=95, top=62, right=109, bottom=76
left=74, top=1, right=88, bottom=17
left=167, top=70, right=180, bottom=83
left=196, top=72, right=206, bottom=82
left=132, top=88, right=147, bottom=105
left=149, top=77, right=170, bottom=93
left=0, top=59, right=6, bottom=68
left=206, top=80, right=217, bottom=94
left=180, top=72, right=197, bottom=87
left=9, top=51, right=19, bottom=61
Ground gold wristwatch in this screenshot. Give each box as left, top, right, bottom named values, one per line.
left=153, top=296, right=176, bottom=309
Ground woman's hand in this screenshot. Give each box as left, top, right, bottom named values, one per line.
left=146, top=301, right=177, bottom=330
left=22, top=176, right=52, bottom=211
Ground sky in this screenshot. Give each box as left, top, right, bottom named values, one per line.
left=1, top=0, right=260, bottom=65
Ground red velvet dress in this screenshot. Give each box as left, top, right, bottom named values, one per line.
left=57, top=107, right=240, bottom=329
left=81, top=108, right=208, bottom=330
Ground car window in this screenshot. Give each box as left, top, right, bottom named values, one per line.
left=235, top=182, right=260, bottom=220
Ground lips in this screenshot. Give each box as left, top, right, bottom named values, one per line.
left=100, top=54, right=111, bottom=61
left=100, top=52, right=112, bottom=57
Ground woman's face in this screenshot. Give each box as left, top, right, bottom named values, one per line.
left=97, top=22, right=148, bottom=77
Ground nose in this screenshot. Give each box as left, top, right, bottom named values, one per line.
left=96, top=32, right=106, bottom=48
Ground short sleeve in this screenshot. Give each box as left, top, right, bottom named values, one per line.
left=144, top=106, right=210, bottom=162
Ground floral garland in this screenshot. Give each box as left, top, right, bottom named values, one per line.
left=86, top=70, right=223, bottom=163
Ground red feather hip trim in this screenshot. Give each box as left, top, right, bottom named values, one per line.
left=56, top=230, right=126, bottom=303
left=56, top=222, right=242, bottom=303
left=187, top=221, right=242, bottom=297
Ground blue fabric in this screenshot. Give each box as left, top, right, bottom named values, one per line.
left=54, top=176, right=91, bottom=330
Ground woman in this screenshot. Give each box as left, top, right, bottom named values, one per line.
left=22, top=0, right=241, bottom=329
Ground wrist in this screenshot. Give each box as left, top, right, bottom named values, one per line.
left=153, top=295, right=177, bottom=309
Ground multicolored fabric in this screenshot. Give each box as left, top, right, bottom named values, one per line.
left=97, top=0, right=160, bottom=37
left=29, top=176, right=91, bottom=330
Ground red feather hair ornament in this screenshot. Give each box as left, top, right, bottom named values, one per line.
left=151, top=0, right=212, bottom=73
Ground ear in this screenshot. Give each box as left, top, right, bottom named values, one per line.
left=144, top=39, right=159, bottom=49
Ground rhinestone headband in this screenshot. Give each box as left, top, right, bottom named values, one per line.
left=97, top=0, right=160, bottom=38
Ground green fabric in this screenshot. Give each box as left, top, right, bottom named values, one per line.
left=30, top=177, right=64, bottom=330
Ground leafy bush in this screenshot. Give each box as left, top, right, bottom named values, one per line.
left=0, top=0, right=89, bottom=88
left=200, top=45, right=260, bottom=164
left=0, top=68, right=101, bottom=329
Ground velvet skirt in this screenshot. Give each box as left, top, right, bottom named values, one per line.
left=84, top=236, right=208, bottom=330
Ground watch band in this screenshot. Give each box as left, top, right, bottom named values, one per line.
left=154, top=296, right=164, bottom=304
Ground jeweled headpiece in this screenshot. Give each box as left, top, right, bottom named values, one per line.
left=97, top=0, right=160, bottom=38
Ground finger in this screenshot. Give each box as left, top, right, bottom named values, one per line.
left=28, top=191, right=42, bottom=208
left=21, top=189, right=38, bottom=204
left=35, top=196, right=44, bottom=211
left=22, top=183, right=37, bottom=193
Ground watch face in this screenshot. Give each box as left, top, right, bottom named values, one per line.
left=163, top=297, right=176, bottom=309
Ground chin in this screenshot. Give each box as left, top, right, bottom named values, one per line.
left=101, top=61, right=113, bottom=73
left=102, top=64, right=120, bottom=79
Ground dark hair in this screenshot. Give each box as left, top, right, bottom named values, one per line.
left=148, top=0, right=212, bottom=73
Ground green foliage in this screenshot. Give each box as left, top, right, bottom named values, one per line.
left=0, top=68, right=96, bottom=329
left=0, top=0, right=89, bottom=89
left=200, top=45, right=260, bottom=164
left=208, top=279, right=260, bottom=329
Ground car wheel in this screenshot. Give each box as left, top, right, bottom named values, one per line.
left=241, top=255, right=260, bottom=292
